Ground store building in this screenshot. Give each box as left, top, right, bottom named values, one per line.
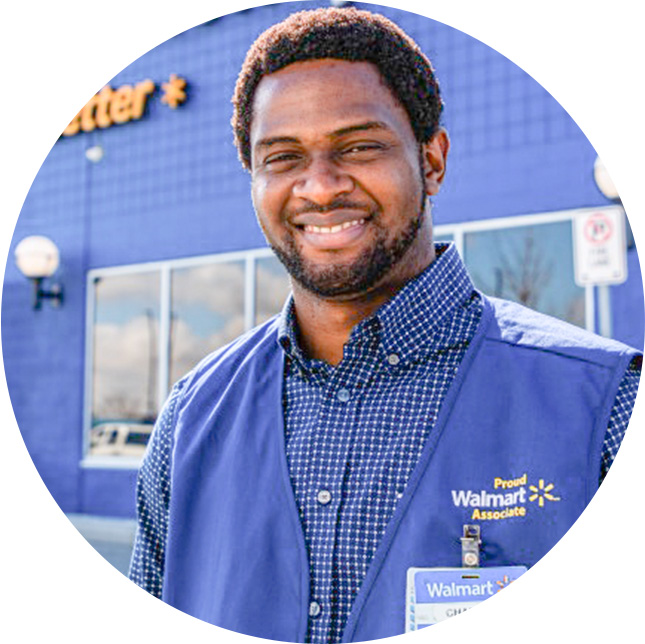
left=3, top=1, right=642, bottom=519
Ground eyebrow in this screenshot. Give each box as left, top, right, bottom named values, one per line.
left=255, top=135, right=300, bottom=149
left=329, top=121, right=391, bottom=138
left=254, top=121, right=391, bottom=150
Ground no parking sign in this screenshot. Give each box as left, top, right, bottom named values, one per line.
left=573, top=208, right=627, bottom=286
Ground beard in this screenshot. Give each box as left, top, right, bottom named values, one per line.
left=268, top=199, right=427, bottom=298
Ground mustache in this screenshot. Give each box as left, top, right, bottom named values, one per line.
left=287, top=198, right=371, bottom=216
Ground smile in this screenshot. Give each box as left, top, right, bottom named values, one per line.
left=303, top=219, right=366, bottom=234
left=297, top=217, right=371, bottom=251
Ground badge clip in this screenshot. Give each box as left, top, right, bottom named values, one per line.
left=460, top=524, right=481, bottom=568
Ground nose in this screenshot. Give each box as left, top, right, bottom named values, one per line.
left=292, top=156, right=354, bottom=204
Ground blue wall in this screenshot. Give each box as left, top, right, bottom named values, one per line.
left=3, top=1, right=642, bottom=517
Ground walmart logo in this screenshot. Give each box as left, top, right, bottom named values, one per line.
left=528, top=479, right=560, bottom=507
left=451, top=473, right=561, bottom=521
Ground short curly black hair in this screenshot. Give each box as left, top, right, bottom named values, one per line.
left=232, top=6, right=443, bottom=170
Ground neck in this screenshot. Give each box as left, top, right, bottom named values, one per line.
left=291, top=238, right=436, bottom=366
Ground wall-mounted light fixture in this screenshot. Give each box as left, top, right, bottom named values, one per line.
left=85, top=145, right=104, bottom=163
left=14, top=236, right=64, bottom=310
left=593, top=156, right=619, bottom=202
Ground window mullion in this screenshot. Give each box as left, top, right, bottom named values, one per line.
left=158, top=266, right=172, bottom=407
left=83, top=274, right=98, bottom=458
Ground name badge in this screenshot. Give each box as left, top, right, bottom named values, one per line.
left=405, top=566, right=527, bottom=630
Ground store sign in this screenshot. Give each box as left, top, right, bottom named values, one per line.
left=62, top=74, right=187, bottom=137
left=573, top=208, right=627, bottom=286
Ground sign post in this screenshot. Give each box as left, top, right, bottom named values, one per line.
left=573, top=207, right=627, bottom=337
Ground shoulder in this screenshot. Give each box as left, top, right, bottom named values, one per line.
left=484, top=296, right=640, bottom=368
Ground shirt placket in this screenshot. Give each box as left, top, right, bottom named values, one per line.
left=305, top=362, right=362, bottom=644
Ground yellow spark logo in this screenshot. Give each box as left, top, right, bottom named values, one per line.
left=528, top=479, right=560, bottom=507
left=495, top=575, right=511, bottom=592
left=161, top=74, right=187, bottom=109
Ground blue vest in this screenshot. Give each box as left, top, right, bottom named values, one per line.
left=162, top=296, right=637, bottom=641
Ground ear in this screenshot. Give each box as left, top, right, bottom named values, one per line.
left=421, top=128, right=450, bottom=196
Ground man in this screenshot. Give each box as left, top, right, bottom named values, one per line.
left=129, top=7, right=641, bottom=643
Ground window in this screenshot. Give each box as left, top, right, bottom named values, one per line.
left=84, top=249, right=290, bottom=464
left=255, top=255, right=292, bottom=326
left=435, top=207, right=600, bottom=332
left=462, top=221, right=585, bottom=327
left=89, top=271, right=160, bottom=459
left=170, top=261, right=246, bottom=385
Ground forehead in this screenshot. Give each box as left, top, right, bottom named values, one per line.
left=250, top=59, right=413, bottom=143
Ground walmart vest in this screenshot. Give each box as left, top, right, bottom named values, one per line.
left=162, top=296, right=638, bottom=642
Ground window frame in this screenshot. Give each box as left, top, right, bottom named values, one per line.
left=82, top=246, right=279, bottom=469
left=433, top=206, right=613, bottom=333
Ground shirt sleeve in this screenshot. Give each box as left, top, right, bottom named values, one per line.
left=600, top=355, right=641, bottom=483
left=128, top=381, right=184, bottom=597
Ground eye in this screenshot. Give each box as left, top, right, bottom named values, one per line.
left=340, top=142, right=385, bottom=159
left=263, top=151, right=302, bottom=168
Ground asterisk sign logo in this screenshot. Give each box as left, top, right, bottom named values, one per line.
left=161, top=74, right=187, bottom=109
left=495, top=575, right=511, bottom=592
left=529, top=479, right=561, bottom=507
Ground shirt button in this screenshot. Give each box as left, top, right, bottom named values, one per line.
left=317, top=489, right=332, bottom=505
left=387, top=353, right=400, bottom=366
left=337, top=388, right=350, bottom=402
left=309, top=600, right=322, bottom=618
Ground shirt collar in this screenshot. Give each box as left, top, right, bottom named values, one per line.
left=277, top=294, right=304, bottom=365
left=277, top=242, right=478, bottom=368
left=373, top=242, right=477, bottom=364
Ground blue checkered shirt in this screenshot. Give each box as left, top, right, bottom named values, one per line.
left=129, top=243, right=640, bottom=643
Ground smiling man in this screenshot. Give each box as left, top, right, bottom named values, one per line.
left=248, top=56, right=448, bottom=365
left=129, top=7, right=641, bottom=643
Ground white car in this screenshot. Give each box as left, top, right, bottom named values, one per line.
left=90, top=421, right=154, bottom=457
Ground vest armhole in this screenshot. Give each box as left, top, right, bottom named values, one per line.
left=585, top=349, right=639, bottom=501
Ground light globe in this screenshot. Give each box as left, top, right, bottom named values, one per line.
left=15, top=235, right=60, bottom=279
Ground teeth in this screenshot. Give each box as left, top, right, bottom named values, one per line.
left=304, top=219, right=365, bottom=234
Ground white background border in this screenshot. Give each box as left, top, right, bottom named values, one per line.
left=1, top=1, right=643, bottom=642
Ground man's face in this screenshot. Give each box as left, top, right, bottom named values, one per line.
left=249, top=59, right=446, bottom=298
